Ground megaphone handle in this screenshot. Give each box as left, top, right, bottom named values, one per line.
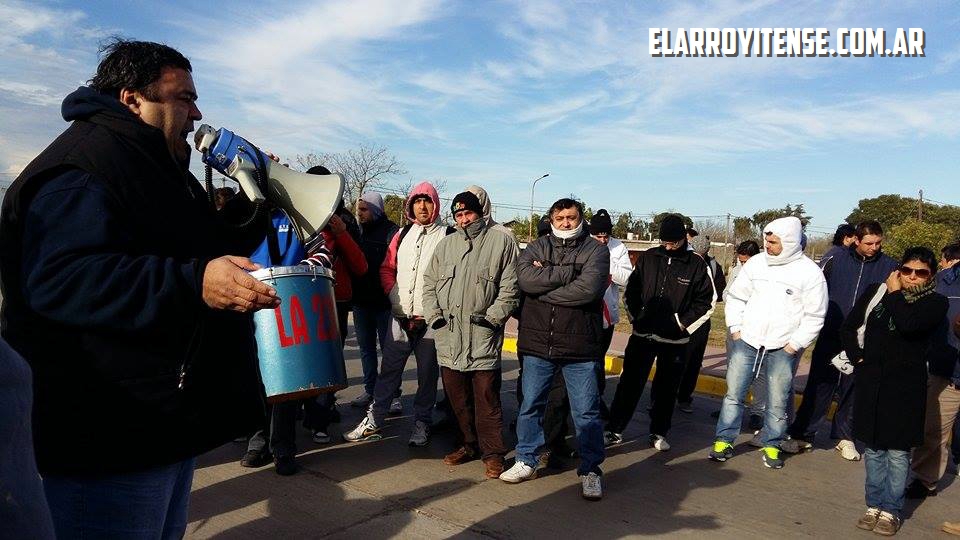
left=234, top=168, right=266, bottom=204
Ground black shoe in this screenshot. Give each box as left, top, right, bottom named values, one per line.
left=904, top=479, right=936, bottom=499
left=274, top=455, right=299, bottom=476
left=240, top=450, right=272, bottom=468
left=748, top=414, right=764, bottom=432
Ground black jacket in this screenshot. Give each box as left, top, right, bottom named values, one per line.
left=352, top=215, right=399, bottom=308
left=625, top=246, right=715, bottom=344
left=842, top=283, right=948, bottom=450
left=0, top=87, right=267, bottom=474
left=516, top=229, right=609, bottom=360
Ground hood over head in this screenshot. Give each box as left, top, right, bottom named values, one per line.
left=764, top=216, right=805, bottom=266
left=359, top=191, right=385, bottom=220
left=405, top=181, right=440, bottom=224
left=465, top=184, right=495, bottom=225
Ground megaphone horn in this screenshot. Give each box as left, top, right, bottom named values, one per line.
left=195, top=124, right=345, bottom=242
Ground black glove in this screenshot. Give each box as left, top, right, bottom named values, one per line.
left=431, top=317, right=448, bottom=330
left=470, top=314, right=498, bottom=329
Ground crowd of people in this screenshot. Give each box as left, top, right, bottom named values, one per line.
left=1, top=39, right=959, bottom=539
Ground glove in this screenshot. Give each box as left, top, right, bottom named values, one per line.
left=470, top=314, right=498, bottom=330
left=407, top=318, right=426, bottom=334
left=431, top=317, right=448, bottom=330
left=830, top=352, right=854, bottom=376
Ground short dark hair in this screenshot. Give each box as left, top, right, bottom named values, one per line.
left=855, top=220, right=884, bottom=240
left=90, top=38, right=192, bottom=100
left=832, top=223, right=856, bottom=246
left=548, top=198, right=584, bottom=218
left=736, top=240, right=761, bottom=257
left=687, top=228, right=699, bottom=237
left=901, top=246, right=937, bottom=272
left=942, top=242, right=960, bottom=262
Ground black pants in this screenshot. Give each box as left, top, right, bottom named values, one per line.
left=303, top=301, right=351, bottom=432
left=789, top=333, right=855, bottom=441
left=607, top=336, right=685, bottom=436
left=247, top=400, right=299, bottom=459
left=674, top=321, right=711, bottom=405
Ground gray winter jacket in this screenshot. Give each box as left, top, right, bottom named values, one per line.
left=423, top=219, right=520, bottom=371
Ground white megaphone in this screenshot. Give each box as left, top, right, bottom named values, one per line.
left=194, top=124, right=344, bottom=242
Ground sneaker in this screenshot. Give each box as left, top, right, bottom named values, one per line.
left=780, top=438, right=813, bottom=454
left=499, top=461, right=537, bottom=483
left=240, top=450, right=272, bottom=468
left=408, top=420, right=430, bottom=447
left=677, top=401, right=693, bottom=414
left=603, top=431, right=623, bottom=446
left=350, top=392, right=373, bottom=408
left=856, top=507, right=882, bottom=531
left=389, top=397, right=403, bottom=415
left=761, top=446, right=784, bottom=469
left=708, top=441, right=733, bottom=462
left=312, top=430, right=331, bottom=444
left=873, top=511, right=901, bottom=536
left=343, top=415, right=381, bottom=442
left=274, top=455, right=298, bottom=476
left=835, top=439, right=861, bottom=461
left=904, top=478, right=936, bottom=499
left=649, top=434, right=671, bottom=451
left=748, top=430, right=764, bottom=448
left=443, top=445, right=477, bottom=466
left=580, top=472, right=602, bottom=501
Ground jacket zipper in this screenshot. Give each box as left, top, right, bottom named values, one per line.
left=852, top=259, right=866, bottom=310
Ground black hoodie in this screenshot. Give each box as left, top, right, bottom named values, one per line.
left=0, top=87, right=267, bottom=474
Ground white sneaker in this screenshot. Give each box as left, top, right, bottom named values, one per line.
left=580, top=472, right=603, bottom=500
left=343, top=415, right=381, bottom=442
left=389, top=397, right=403, bottom=415
left=836, top=439, right=861, bottom=461
left=650, top=434, right=671, bottom=451
left=408, top=420, right=430, bottom=447
left=499, top=461, right=537, bottom=483
left=350, top=392, right=373, bottom=408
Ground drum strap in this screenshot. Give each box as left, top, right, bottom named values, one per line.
left=266, top=223, right=283, bottom=266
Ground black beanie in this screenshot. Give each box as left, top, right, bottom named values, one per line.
left=589, top=209, right=613, bottom=235
left=451, top=191, right=483, bottom=216
left=537, top=215, right=552, bottom=237
left=659, top=214, right=686, bottom=242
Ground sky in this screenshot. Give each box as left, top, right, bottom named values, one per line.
left=1, top=0, right=958, bottom=234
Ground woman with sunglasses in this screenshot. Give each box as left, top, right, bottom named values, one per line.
left=840, top=246, right=948, bottom=536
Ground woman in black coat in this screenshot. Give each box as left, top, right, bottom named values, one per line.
left=840, top=246, right=948, bottom=536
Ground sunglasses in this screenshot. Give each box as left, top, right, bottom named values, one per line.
left=899, top=266, right=931, bottom=279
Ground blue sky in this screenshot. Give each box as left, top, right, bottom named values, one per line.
left=1, top=0, right=958, bottom=234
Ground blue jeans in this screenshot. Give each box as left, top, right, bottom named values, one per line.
left=353, top=305, right=391, bottom=395
left=716, top=339, right=798, bottom=447
left=515, top=355, right=604, bottom=476
left=43, top=458, right=195, bottom=539
left=864, top=447, right=910, bottom=516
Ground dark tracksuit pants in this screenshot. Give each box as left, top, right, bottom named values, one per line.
left=789, top=332, right=855, bottom=441
left=607, top=336, right=685, bottom=436
left=675, top=321, right=711, bottom=405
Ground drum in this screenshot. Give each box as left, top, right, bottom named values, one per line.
left=251, top=265, right=346, bottom=403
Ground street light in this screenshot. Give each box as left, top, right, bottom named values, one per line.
left=528, top=173, right=550, bottom=242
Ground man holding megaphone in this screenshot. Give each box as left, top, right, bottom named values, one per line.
left=0, top=39, right=279, bottom=538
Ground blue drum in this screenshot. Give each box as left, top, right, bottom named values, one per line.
left=251, top=266, right=346, bottom=403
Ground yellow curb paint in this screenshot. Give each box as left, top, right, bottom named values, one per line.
left=502, top=337, right=837, bottom=419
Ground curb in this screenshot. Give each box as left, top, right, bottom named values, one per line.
left=502, top=337, right=833, bottom=416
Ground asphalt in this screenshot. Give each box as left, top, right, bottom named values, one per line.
left=187, top=326, right=960, bottom=539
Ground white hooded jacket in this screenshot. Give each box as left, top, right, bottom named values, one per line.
left=724, top=217, right=827, bottom=351
left=602, top=238, right=633, bottom=327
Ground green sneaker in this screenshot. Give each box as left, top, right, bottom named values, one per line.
left=761, top=446, right=784, bottom=469
left=708, top=441, right=734, bottom=462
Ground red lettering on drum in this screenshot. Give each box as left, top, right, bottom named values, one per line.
left=274, top=306, right=294, bottom=348
left=312, top=293, right=337, bottom=341
left=289, top=295, right=311, bottom=345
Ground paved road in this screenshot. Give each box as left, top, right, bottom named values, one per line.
left=188, top=332, right=960, bottom=539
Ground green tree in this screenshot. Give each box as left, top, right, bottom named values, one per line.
left=612, top=211, right=633, bottom=239
left=383, top=194, right=407, bottom=227
left=885, top=218, right=956, bottom=260
left=648, top=212, right=693, bottom=239
left=845, top=194, right=918, bottom=229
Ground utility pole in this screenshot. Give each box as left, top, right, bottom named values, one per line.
left=918, top=189, right=924, bottom=221
left=724, top=212, right=731, bottom=268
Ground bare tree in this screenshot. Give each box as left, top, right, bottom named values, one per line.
left=294, top=144, right=406, bottom=206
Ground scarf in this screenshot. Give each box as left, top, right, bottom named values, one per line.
left=902, top=279, right=937, bottom=303
left=551, top=221, right=584, bottom=240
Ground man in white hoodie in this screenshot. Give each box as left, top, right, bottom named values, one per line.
left=709, top=217, right=827, bottom=469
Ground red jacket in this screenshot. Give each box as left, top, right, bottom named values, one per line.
left=323, top=228, right=368, bottom=302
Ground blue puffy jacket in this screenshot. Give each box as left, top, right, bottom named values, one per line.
left=820, top=246, right=898, bottom=333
